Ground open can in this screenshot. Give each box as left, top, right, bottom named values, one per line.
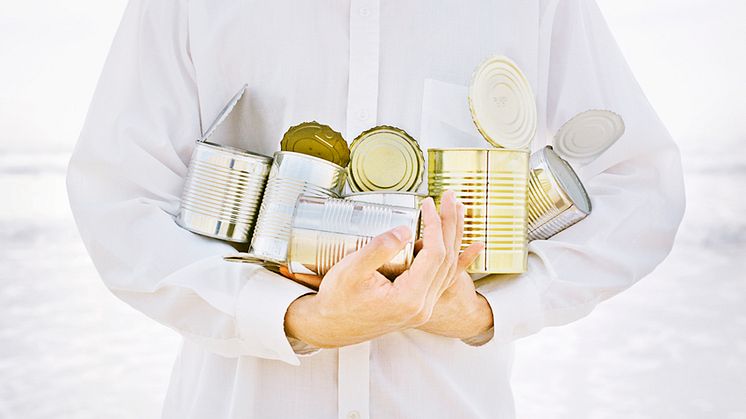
left=250, top=152, right=347, bottom=263
left=176, top=86, right=273, bottom=243
left=288, top=196, right=420, bottom=278
left=528, top=146, right=592, bottom=240
left=428, top=148, right=530, bottom=274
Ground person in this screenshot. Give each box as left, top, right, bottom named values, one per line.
left=66, top=0, right=685, bottom=418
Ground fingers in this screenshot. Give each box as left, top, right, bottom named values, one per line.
left=403, top=198, right=447, bottom=286
left=457, top=242, right=484, bottom=271
left=334, top=225, right=412, bottom=274
left=431, top=191, right=460, bottom=296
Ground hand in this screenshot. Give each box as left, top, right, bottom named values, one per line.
left=416, top=244, right=494, bottom=340
left=284, top=192, right=462, bottom=349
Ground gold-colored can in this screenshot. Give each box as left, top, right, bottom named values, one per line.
left=280, top=121, right=350, bottom=167
left=288, top=196, right=420, bottom=278
left=428, top=148, right=530, bottom=274
left=528, top=146, right=591, bottom=241
left=348, top=125, right=424, bottom=193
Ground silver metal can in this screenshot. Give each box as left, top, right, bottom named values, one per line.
left=288, top=196, right=420, bottom=278
left=344, top=191, right=425, bottom=209
left=528, top=146, right=592, bottom=241
left=176, top=86, right=273, bottom=243
left=250, top=152, right=347, bottom=263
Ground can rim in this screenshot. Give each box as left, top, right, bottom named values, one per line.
left=540, top=147, right=592, bottom=214
left=197, top=140, right=273, bottom=162
left=344, top=191, right=427, bottom=198
left=428, top=147, right=530, bottom=154
left=274, top=150, right=346, bottom=171
left=348, top=125, right=424, bottom=192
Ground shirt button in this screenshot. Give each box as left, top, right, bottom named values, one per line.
left=357, top=109, right=370, bottom=121
left=359, top=7, right=370, bottom=17
left=347, top=411, right=361, bottom=419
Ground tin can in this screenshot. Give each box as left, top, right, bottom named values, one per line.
left=348, top=126, right=424, bottom=193
left=528, top=146, right=591, bottom=241
left=176, top=85, right=273, bottom=243
left=344, top=191, right=425, bottom=209
left=249, top=151, right=347, bottom=263
left=428, top=148, right=529, bottom=274
left=288, top=196, right=420, bottom=278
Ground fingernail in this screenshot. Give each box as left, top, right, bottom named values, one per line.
left=392, top=226, right=412, bottom=242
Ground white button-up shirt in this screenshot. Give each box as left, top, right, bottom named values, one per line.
left=67, top=0, right=685, bottom=418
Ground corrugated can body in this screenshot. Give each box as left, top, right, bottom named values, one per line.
left=176, top=142, right=272, bottom=243
left=527, top=146, right=591, bottom=241
left=288, top=196, right=420, bottom=278
left=344, top=192, right=425, bottom=209
left=250, top=152, right=347, bottom=263
left=428, top=148, right=529, bottom=274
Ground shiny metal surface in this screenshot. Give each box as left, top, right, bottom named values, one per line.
left=250, top=152, right=347, bottom=263
left=348, top=125, right=424, bottom=192
left=344, top=191, right=425, bottom=208
left=280, top=121, right=350, bottom=167
left=428, top=148, right=529, bottom=274
left=176, top=141, right=272, bottom=243
left=527, top=146, right=591, bottom=241
left=288, top=196, right=420, bottom=278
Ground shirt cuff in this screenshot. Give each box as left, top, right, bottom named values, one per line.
left=236, top=268, right=316, bottom=365
left=467, top=273, right=543, bottom=345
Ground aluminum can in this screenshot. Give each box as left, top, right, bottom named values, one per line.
left=528, top=146, right=592, bottom=241
left=250, top=152, right=347, bottom=263
left=428, top=148, right=529, bottom=274
left=288, top=196, right=420, bottom=278
left=176, top=86, right=272, bottom=243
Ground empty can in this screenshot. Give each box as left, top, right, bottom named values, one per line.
left=288, top=196, right=420, bottom=278
left=528, top=146, right=592, bottom=241
left=176, top=86, right=273, bottom=243
left=428, top=148, right=530, bottom=274
left=250, top=151, right=347, bottom=263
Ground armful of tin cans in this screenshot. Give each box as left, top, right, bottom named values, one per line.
left=175, top=56, right=626, bottom=276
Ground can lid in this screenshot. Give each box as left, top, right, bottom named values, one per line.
left=201, top=84, right=248, bottom=142
left=348, top=125, right=424, bottom=192
left=468, top=56, right=537, bottom=149
left=542, top=146, right=592, bottom=214
left=553, top=109, right=625, bottom=164
left=280, top=121, right=350, bottom=167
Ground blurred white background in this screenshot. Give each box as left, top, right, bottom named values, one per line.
left=1, top=1, right=745, bottom=418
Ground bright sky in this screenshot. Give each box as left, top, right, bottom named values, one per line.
left=0, top=0, right=743, bottom=155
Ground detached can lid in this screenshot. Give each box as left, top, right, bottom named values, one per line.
left=468, top=55, right=537, bottom=150
left=553, top=109, right=625, bottom=164
left=281, top=121, right=350, bottom=167
left=348, top=125, right=424, bottom=193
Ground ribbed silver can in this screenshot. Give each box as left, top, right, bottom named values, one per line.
left=344, top=191, right=425, bottom=208
left=250, top=152, right=347, bottom=263
left=528, top=146, right=592, bottom=241
left=288, top=196, right=420, bottom=278
left=176, top=142, right=272, bottom=243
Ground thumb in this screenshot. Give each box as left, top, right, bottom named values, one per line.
left=334, top=225, right=412, bottom=274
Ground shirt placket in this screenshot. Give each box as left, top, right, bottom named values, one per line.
left=339, top=1, right=379, bottom=419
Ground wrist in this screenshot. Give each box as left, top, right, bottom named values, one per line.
left=461, top=292, right=494, bottom=340
left=285, top=294, right=328, bottom=348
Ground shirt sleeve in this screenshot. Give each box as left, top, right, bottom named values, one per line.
left=66, top=0, right=314, bottom=365
left=471, top=0, right=686, bottom=345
